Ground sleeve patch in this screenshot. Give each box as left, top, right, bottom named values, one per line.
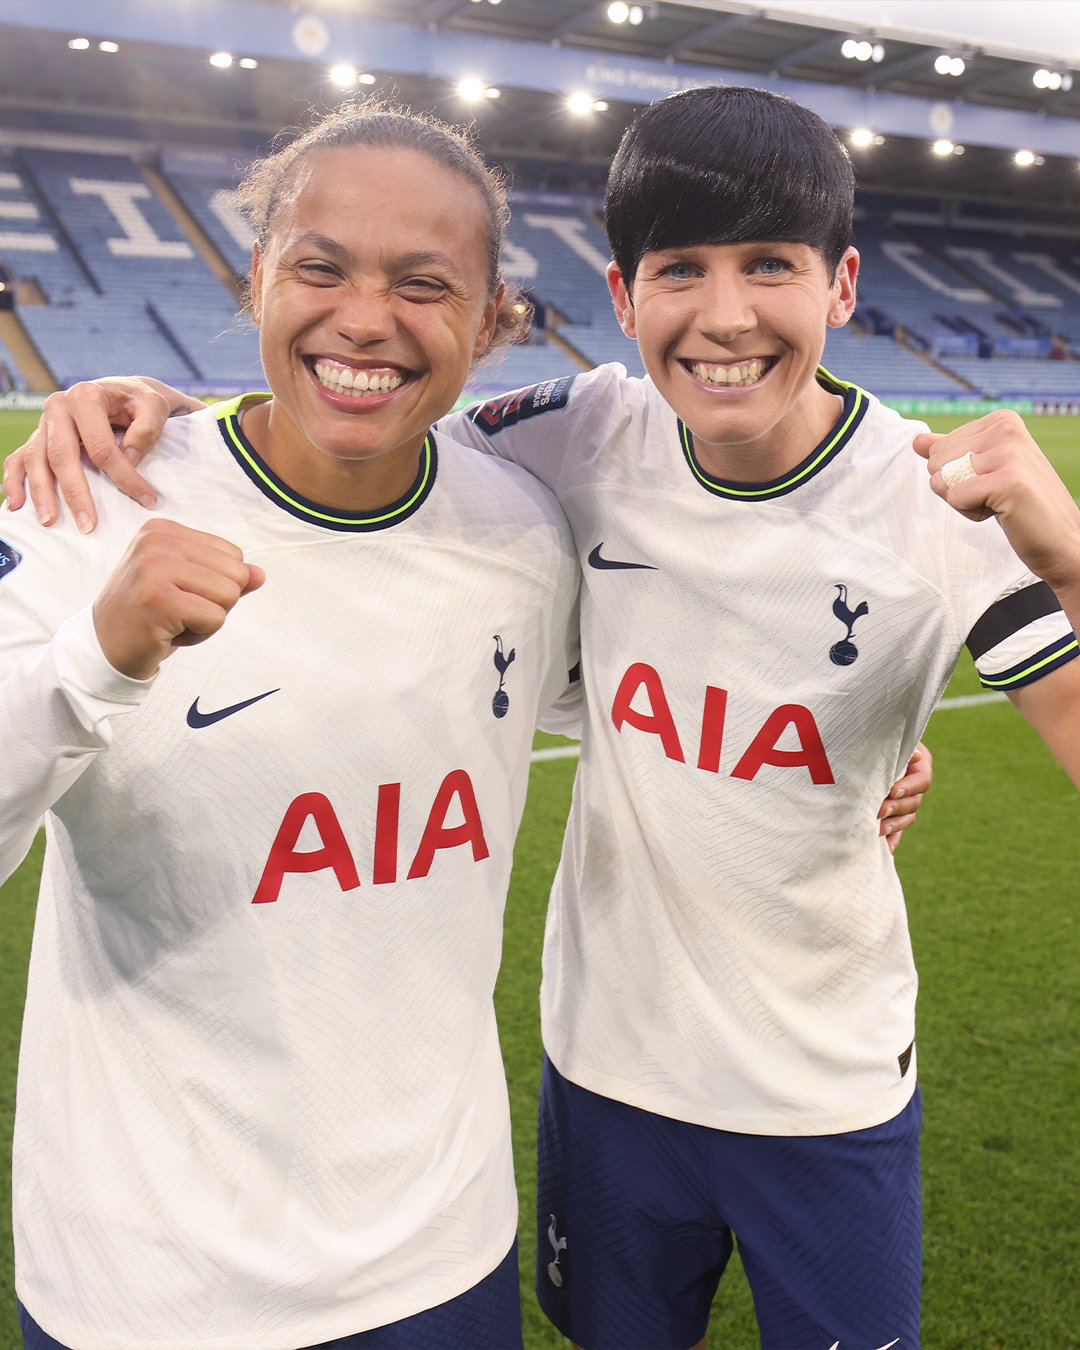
left=0, top=540, right=23, bottom=580
left=470, top=376, right=576, bottom=436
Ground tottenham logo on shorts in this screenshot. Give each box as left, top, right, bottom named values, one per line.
left=546, top=1213, right=567, bottom=1287
left=0, top=539, right=24, bottom=581
left=491, top=634, right=516, bottom=719
left=829, top=584, right=870, bottom=667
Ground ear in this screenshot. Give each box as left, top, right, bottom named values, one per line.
left=827, top=246, right=859, bottom=329
left=607, top=260, right=637, bottom=339
left=249, top=242, right=264, bottom=326
left=474, top=281, right=503, bottom=361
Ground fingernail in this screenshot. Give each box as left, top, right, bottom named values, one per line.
left=37, top=508, right=53, bottom=526
left=76, top=511, right=93, bottom=535
left=892, top=787, right=905, bottom=799
left=137, top=493, right=156, bottom=509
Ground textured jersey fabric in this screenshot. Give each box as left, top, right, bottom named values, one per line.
left=0, top=399, right=578, bottom=1350
left=446, top=363, right=1076, bottom=1136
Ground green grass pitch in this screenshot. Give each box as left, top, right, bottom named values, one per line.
left=0, top=411, right=1078, bottom=1348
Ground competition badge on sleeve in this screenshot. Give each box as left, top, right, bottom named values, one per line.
left=0, top=540, right=23, bottom=581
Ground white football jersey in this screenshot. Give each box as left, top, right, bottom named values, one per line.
left=446, top=364, right=1077, bottom=1136
left=0, top=400, right=578, bottom=1349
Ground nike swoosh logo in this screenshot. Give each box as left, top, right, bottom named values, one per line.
left=828, top=1340, right=899, bottom=1350
left=587, top=543, right=657, bottom=571
left=187, top=689, right=280, bottom=728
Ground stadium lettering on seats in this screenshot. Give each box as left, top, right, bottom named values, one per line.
left=522, top=213, right=610, bottom=276
left=0, top=170, right=58, bottom=253
left=610, top=662, right=835, bottom=785
left=251, top=771, right=491, bottom=903
left=68, top=178, right=195, bottom=259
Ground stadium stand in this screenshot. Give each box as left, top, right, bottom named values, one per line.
left=0, top=149, right=261, bottom=386
left=0, top=333, right=27, bottom=392
left=0, top=140, right=1078, bottom=403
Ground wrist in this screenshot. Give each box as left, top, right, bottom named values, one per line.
left=92, top=605, right=162, bottom=682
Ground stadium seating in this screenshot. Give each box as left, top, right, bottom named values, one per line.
left=0, top=159, right=98, bottom=305
left=164, top=173, right=252, bottom=276
left=1, top=144, right=1079, bottom=404
left=0, top=333, right=27, bottom=391
left=5, top=149, right=262, bottom=386
left=822, top=328, right=966, bottom=396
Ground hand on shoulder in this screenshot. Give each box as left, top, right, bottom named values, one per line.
left=3, top=377, right=202, bottom=532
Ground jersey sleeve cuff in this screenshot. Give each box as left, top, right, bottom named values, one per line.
left=51, top=606, right=158, bottom=735
left=977, top=631, right=1079, bottom=690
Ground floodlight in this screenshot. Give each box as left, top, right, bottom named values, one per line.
left=932, top=139, right=955, bottom=156
left=239, top=57, right=258, bottom=69
left=209, top=52, right=233, bottom=69
left=68, top=38, right=90, bottom=50
left=330, top=63, right=357, bottom=88
left=358, top=73, right=377, bottom=85
left=593, top=100, right=610, bottom=111
left=855, top=41, right=873, bottom=61
left=457, top=77, right=487, bottom=102
left=850, top=128, right=875, bottom=148
left=628, top=4, right=644, bottom=21
left=567, top=91, right=596, bottom=115
left=98, top=40, right=119, bottom=53
left=841, top=39, right=858, bottom=59
left=485, top=86, right=501, bottom=98
left=1014, top=149, right=1036, bottom=166
left=607, top=2, right=630, bottom=21
left=871, top=44, right=884, bottom=62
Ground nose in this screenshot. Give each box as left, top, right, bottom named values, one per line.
left=694, top=271, right=755, bottom=344
left=335, top=282, right=397, bottom=347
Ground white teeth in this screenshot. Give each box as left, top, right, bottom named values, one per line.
left=690, top=358, right=769, bottom=388
left=313, top=362, right=404, bottom=396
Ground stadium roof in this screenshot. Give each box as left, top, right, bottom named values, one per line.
left=1, top=0, right=1078, bottom=210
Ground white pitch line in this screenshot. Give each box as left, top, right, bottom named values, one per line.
left=934, top=691, right=1007, bottom=711
left=528, top=690, right=1008, bottom=764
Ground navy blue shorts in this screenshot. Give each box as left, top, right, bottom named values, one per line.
left=19, top=1240, right=522, bottom=1350
left=536, top=1057, right=922, bottom=1350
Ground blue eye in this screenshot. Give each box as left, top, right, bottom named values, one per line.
left=662, top=261, right=697, bottom=280
left=756, top=258, right=789, bottom=275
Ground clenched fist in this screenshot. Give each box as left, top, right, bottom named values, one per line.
left=913, top=409, right=1080, bottom=594
left=93, top=518, right=265, bottom=680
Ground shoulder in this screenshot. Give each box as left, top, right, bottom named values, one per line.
left=463, top=362, right=642, bottom=441
left=436, top=430, right=568, bottom=524
left=433, top=431, right=576, bottom=573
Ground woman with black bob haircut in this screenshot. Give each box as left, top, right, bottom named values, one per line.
left=604, top=84, right=855, bottom=287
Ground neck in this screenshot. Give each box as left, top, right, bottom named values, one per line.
left=242, top=399, right=425, bottom=512
left=691, top=378, right=844, bottom=483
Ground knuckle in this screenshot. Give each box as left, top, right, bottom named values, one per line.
left=84, top=440, right=116, bottom=467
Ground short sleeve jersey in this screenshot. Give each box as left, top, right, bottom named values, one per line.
left=445, top=363, right=1077, bottom=1136
left=0, top=400, right=578, bottom=1349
